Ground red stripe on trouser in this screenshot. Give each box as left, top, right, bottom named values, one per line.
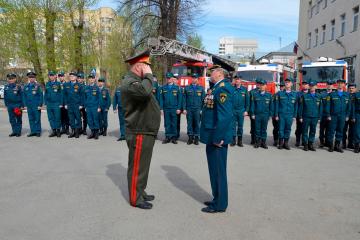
left=130, top=135, right=143, bottom=206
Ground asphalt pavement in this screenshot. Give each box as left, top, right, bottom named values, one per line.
left=0, top=109, right=359, bottom=240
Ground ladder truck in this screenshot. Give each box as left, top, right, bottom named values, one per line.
left=147, top=36, right=237, bottom=90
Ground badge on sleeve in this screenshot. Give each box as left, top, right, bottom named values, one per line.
left=219, top=93, right=227, bottom=103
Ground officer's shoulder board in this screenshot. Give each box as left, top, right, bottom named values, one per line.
left=219, top=82, right=225, bottom=88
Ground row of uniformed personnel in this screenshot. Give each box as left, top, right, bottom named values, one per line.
left=3, top=71, right=125, bottom=140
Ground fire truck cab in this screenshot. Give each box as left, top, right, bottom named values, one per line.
left=171, top=61, right=212, bottom=90
left=299, top=57, right=348, bottom=91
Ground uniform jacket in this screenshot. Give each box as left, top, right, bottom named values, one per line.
left=250, top=91, right=273, bottom=117
left=63, top=81, right=84, bottom=106
left=4, top=83, right=24, bottom=108
left=200, top=79, right=234, bottom=145
left=274, top=90, right=297, bottom=118
left=298, top=92, right=322, bottom=118
left=83, top=84, right=100, bottom=109
left=183, top=84, right=205, bottom=110
left=113, top=87, right=123, bottom=111
left=324, top=90, right=350, bottom=118
left=44, top=80, right=63, bottom=107
left=232, top=86, right=249, bottom=113
left=23, top=82, right=43, bottom=108
left=99, top=87, right=111, bottom=110
left=120, top=71, right=161, bottom=136
left=159, top=84, right=182, bottom=110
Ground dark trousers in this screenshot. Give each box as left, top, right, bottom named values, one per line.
left=353, top=113, right=360, bottom=144
left=7, top=106, right=22, bottom=134
left=279, top=115, right=293, bottom=140
left=126, top=134, right=156, bottom=206
left=255, top=114, right=269, bottom=140
left=60, top=107, right=69, bottom=130
left=118, top=109, right=126, bottom=137
left=186, top=109, right=201, bottom=137
left=295, top=117, right=303, bottom=144
left=319, top=117, right=329, bottom=143
left=302, top=117, right=318, bottom=144
left=47, top=106, right=61, bottom=130
left=80, top=107, right=87, bottom=131
left=27, top=106, right=41, bottom=134
left=68, top=106, right=81, bottom=129
left=164, top=109, right=177, bottom=138
left=327, top=115, right=346, bottom=142
left=206, top=144, right=228, bottom=211
left=343, top=119, right=355, bottom=146
left=233, top=111, right=244, bottom=137
left=177, top=112, right=181, bottom=139
left=86, top=107, right=99, bottom=130
left=272, top=117, right=279, bottom=141
left=250, top=118, right=256, bottom=142
left=99, top=109, right=108, bottom=129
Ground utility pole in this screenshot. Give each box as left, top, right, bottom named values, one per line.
left=279, top=37, right=282, bottom=49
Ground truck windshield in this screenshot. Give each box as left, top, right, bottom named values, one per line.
left=236, top=70, right=276, bottom=82
left=302, top=66, right=344, bottom=83
left=172, top=66, right=203, bottom=77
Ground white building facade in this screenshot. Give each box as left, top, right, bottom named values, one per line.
left=297, top=0, right=360, bottom=83
left=218, top=37, right=258, bottom=58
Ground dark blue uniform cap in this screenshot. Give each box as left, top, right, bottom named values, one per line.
left=336, top=79, right=346, bottom=83
left=256, top=78, right=266, bottom=85
left=26, top=71, right=36, bottom=77
left=57, top=71, right=65, bottom=77
left=88, top=73, right=95, bottom=78
left=7, top=73, right=17, bottom=79
left=98, top=76, right=106, bottom=82
left=69, top=71, right=77, bottom=76
left=284, top=78, right=293, bottom=82
left=77, top=72, right=85, bottom=78
left=309, top=81, right=317, bottom=86
left=165, top=72, right=174, bottom=79
left=348, top=83, right=357, bottom=87
left=48, top=70, right=56, bottom=76
left=302, top=80, right=309, bottom=84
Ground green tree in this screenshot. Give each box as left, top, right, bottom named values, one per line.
left=186, top=33, right=205, bottom=50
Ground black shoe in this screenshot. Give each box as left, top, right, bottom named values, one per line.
left=204, top=201, right=213, bottom=206
left=49, top=130, right=57, bottom=137
left=135, top=202, right=153, bottom=210
left=348, top=143, right=355, bottom=149
left=254, top=139, right=259, bottom=148
left=162, top=138, right=170, bottom=144
left=56, top=129, right=61, bottom=138
left=171, top=138, right=178, bottom=144
left=94, top=130, right=99, bottom=140
left=328, top=143, right=334, bottom=152
left=143, top=195, right=155, bottom=202
left=194, top=136, right=199, bottom=145
left=284, top=140, right=291, bottom=150
left=82, top=128, right=87, bottom=135
left=319, top=140, right=325, bottom=148
left=295, top=141, right=300, bottom=147
left=273, top=139, right=278, bottom=147
left=354, top=144, right=360, bottom=153
left=99, top=128, right=103, bottom=135
left=260, top=140, right=268, bottom=149
left=230, top=137, right=236, bottom=146
left=201, top=207, right=225, bottom=213
left=87, top=130, right=94, bottom=139
left=187, top=136, right=194, bottom=145
left=9, top=133, right=17, bottom=137
left=303, top=144, right=309, bottom=151
left=342, top=142, right=347, bottom=150
left=27, top=133, right=35, bottom=137
left=334, top=142, right=343, bottom=153
left=75, top=129, right=80, bottom=138
left=117, top=136, right=125, bottom=141
left=309, top=143, right=316, bottom=151
left=278, top=139, right=284, bottom=149
left=237, top=137, right=243, bottom=147
left=103, top=128, right=107, bottom=136
left=65, top=127, right=70, bottom=135
left=250, top=137, right=255, bottom=145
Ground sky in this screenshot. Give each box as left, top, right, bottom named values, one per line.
left=94, top=0, right=299, bottom=54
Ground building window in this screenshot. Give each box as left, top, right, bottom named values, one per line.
left=308, top=32, right=312, bottom=49
left=330, top=19, right=335, bottom=40
left=340, top=14, right=346, bottom=37
left=353, top=6, right=359, bottom=32
left=311, top=5, right=316, bottom=17
left=314, top=28, right=319, bottom=47
left=308, top=1, right=313, bottom=18
left=321, top=25, right=326, bottom=44
left=316, top=0, right=320, bottom=14
left=323, top=0, right=327, bottom=9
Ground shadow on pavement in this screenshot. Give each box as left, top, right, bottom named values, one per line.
left=106, top=163, right=129, bottom=202
left=161, top=165, right=211, bottom=203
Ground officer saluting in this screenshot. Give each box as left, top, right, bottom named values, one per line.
left=23, top=71, right=43, bottom=137
left=4, top=73, right=24, bottom=137
left=121, top=50, right=161, bottom=210
left=200, top=67, right=233, bottom=213
left=44, top=70, right=63, bottom=138
left=183, top=73, right=205, bottom=145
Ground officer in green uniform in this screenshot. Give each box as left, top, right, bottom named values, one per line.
left=295, top=80, right=310, bottom=147
left=230, top=75, right=249, bottom=147
left=84, top=74, right=101, bottom=139
left=121, top=50, right=161, bottom=210
left=77, top=72, right=87, bottom=135
left=44, top=70, right=63, bottom=138
left=4, top=73, right=24, bottom=137
left=98, top=77, right=111, bottom=136
left=183, top=73, right=205, bottom=145
left=342, top=83, right=357, bottom=149
left=250, top=79, right=273, bottom=149
left=113, top=85, right=126, bottom=141
left=58, top=71, right=70, bottom=135
left=351, top=87, right=360, bottom=153
left=159, top=72, right=182, bottom=144
left=200, top=67, right=233, bottom=213
left=319, top=80, right=334, bottom=148
left=325, top=79, right=351, bottom=153
left=298, top=81, right=322, bottom=151
left=23, top=71, right=43, bottom=137
left=274, top=78, right=297, bottom=150
left=272, top=81, right=285, bottom=146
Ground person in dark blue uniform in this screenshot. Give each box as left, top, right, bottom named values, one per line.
left=152, top=74, right=161, bottom=104
left=159, top=72, right=182, bottom=144
left=249, top=83, right=259, bottom=145
left=319, top=80, right=334, bottom=148
left=295, top=80, right=309, bottom=147
left=342, top=83, right=357, bottom=149
left=351, top=88, right=360, bottom=153
left=63, top=71, right=83, bottom=138
left=4, top=73, right=24, bottom=137
left=174, top=76, right=184, bottom=140
left=183, top=73, right=205, bottom=145
left=230, top=75, right=249, bottom=147
left=274, top=78, right=297, bottom=150
left=77, top=72, right=87, bottom=135
left=58, top=71, right=70, bottom=135
left=44, top=70, right=63, bottom=138
left=98, top=77, right=111, bottom=136
left=272, top=81, right=285, bottom=146
left=84, top=74, right=101, bottom=139
left=298, top=81, right=322, bottom=151
left=325, top=79, right=351, bottom=153
left=113, top=84, right=126, bottom=141
left=23, top=71, right=43, bottom=137
left=250, top=79, right=273, bottom=149
left=200, top=67, right=233, bottom=213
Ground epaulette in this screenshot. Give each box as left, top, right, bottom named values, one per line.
left=220, top=82, right=225, bottom=87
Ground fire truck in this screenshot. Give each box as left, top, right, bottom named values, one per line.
left=147, top=36, right=237, bottom=90
left=298, top=57, right=348, bottom=91
left=235, top=59, right=295, bottom=94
